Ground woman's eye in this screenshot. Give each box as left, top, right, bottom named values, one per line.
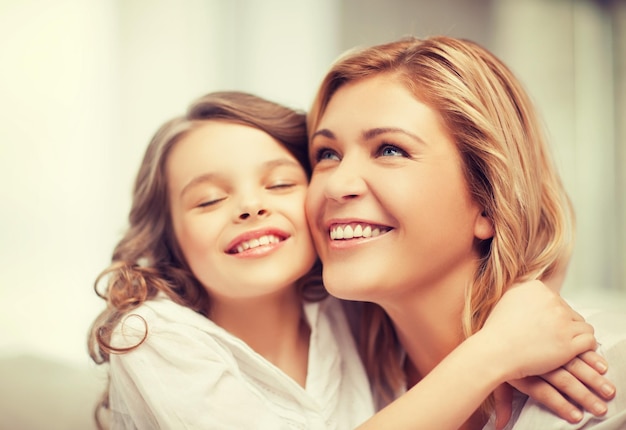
left=378, top=144, right=408, bottom=157
left=315, top=148, right=340, bottom=162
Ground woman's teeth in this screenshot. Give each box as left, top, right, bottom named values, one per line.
left=329, top=224, right=389, bottom=240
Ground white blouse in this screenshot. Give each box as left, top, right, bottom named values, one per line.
left=483, top=307, right=626, bottom=430
left=108, top=295, right=375, bottom=429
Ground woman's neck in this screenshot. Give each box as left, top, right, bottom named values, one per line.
left=386, top=284, right=466, bottom=380
left=210, top=289, right=310, bottom=386
left=380, top=265, right=489, bottom=429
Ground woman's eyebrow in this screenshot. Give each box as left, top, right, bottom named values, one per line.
left=310, top=129, right=335, bottom=140
left=363, top=127, right=426, bottom=145
left=311, top=127, right=426, bottom=145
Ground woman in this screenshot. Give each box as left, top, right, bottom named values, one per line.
left=305, top=36, right=625, bottom=429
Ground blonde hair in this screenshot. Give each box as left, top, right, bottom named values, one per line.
left=308, top=36, right=575, bottom=403
left=88, top=91, right=325, bottom=427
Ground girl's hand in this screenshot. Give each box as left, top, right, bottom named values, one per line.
left=506, top=351, right=615, bottom=424
left=480, top=280, right=597, bottom=380
left=484, top=281, right=616, bottom=428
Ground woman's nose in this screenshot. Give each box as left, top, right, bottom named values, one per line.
left=323, top=156, right=367, bottom=202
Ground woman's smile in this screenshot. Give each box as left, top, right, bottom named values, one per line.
left=306, top=74, right=486, bottom=301
left=329, top=222, right=393, bottom=240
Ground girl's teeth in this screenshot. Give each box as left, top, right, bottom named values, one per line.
left=233, top=235, right=280, bottom=253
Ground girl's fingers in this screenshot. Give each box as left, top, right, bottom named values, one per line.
left=541, top=366, right=608, bottom=416
left=577, top=350, right=611, bottom=376
left=509, top=376, right=584, bottom=423
left=571, top=320, right=595, bottom=336
left=571, top=326, right=597, bottom=354
left=492, top=384, right=513, bottom=430
left=568, top=306, right=587, bottom=322
left=564, top=355, right=616, bottom=400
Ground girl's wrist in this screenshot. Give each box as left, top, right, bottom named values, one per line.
left=462, top=329, right=515, bottom=387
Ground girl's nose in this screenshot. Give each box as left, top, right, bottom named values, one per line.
left=238, top=207, right=268, bottom=220
left=235, top=190, right=269, bottom=221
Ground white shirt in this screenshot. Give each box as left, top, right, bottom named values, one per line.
left=109, top=295, right=374, bottom=429
left=483, top=308, right=626, bottom=430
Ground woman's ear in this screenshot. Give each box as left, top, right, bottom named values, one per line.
left=474, top=209, right=495, bottom=240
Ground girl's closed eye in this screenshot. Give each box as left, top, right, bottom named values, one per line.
left=196, top=196, right=227, bottom=208
left=267, top=182, right=296, bottom=190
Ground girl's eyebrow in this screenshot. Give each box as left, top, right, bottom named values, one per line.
left=180, top=158, right=302, bottom=198
left=180, top=172, right=220, bottom=198
left=263, top=158, right=302, bottom=171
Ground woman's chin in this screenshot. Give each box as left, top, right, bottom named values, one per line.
left=322, top=268, right=380, bottom=301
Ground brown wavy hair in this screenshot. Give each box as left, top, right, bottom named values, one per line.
left=308, top=36, right=575, bottom=405
left=87, top=91, right=326, bottom=428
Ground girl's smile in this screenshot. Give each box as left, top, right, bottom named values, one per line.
left=225, top=228, right=289, bottom=256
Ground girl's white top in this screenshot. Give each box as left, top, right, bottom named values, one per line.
left=109, top=295, right=375, bottom=429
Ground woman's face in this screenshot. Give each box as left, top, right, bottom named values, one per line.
left=305, top=75, right=493, bottom=304
left=167, top=121, right=317, bottom=303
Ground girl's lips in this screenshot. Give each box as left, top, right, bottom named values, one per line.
left=225, top=229, right=289, bottom=254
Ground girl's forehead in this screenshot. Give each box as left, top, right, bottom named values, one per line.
left=166, top=122, right=305, bottom=188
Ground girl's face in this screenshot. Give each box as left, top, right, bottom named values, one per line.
left=167, top=121, right=317, bottom=303
left=305, top=75, right=493, bottom=304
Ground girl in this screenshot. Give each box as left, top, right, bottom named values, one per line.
left=305, top=36, right=626, bottom=429
left=89, top=91, right=370, bottom=428
left=89, top=91, right=610, bottom=429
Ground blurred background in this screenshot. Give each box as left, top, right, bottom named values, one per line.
left=0, top=0, right=624, bottom=428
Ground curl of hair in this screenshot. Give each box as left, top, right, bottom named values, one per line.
left=87, top=91, right=325, bottom=428
left=309, top=36, right=575, bottom=410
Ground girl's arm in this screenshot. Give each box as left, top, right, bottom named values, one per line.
left=357, top=281, right=614, bottom=430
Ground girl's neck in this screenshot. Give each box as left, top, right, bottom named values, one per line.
left=210, top=289, right=310, bottom=386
